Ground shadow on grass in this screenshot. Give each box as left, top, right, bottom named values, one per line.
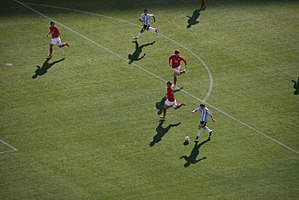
left=292, top=76, right=299, bottom=95
left=150, top=120, right=181, bottom=147
left=128, top=41, right=155, bottom=64
left=32, top=57, right=65, bottom=79
left=155, top=96, right=168, bottom=115
left=180, top=137, right=210, bottom=167
left=187, top=8, right=202, bottom=28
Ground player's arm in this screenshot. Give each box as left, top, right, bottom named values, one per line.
left=168, top=56, right=172, bottom=66
left=139, top=15, right=143, bottom=23
left=181, top=56, right=188, bottom=68
left=174, top=87, right=183, bottom=93
left=152, top=15, right=156, bottom=22
left=192, top=108, right=199, bottom=113
left=210, top=114, right=216, bottom=122
left=47, top=29, right=51, bottom=37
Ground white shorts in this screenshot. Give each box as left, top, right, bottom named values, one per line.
left=172, top=66, right=181, bottom=74
left=50, top=37, right=62, bottom=45
left=165, top=99, right=177, bottom=107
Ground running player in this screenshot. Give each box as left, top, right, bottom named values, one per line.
left=169, top=50, right=188, bottom=88
left=47, top=21, right=69, bottom=58
left=160, top=81, right=185, bottom=120
left=192, top=104, right=216, bottom=141
left=133, top=9, right=158, bottom=41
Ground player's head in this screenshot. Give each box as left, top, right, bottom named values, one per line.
left=144, top=9, right=148, bottom=14
left=50, top=21, right=55, bottom=27
left=166, top=81, right=172, bottom=88
left=174, top=50, right=180, bottom=57
left=200, top=104, right=206, bottom=108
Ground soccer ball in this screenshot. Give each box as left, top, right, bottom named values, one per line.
left=184, top=136, right=190, bottom=145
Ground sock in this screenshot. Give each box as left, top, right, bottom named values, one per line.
left=197, top=128, right=202, bottom=138
left=49, top=47, right=53, bottom=55
left=201, top=0, right=205, bottom=7
left=59, top=43, right=65, bottom=48
left=149, top=27, right=155, bottom=33
left=204, top=126, right=211, bottom=133
left=174, top=76, right=177, bottom=85
left=163, top=108, right=167, bottom=118
left=179, top=70, right=185, bottom=75
left=137, top=32, right=142, bottom=39
left=176, top=102, right=185, bottom=109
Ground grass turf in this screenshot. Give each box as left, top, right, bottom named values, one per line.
left=1, top=0, right=299, bottom=199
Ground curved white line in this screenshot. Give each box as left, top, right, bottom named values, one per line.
left=24, top=2, right=213, bottom=102
left=15, top=0, right=299, bottom=155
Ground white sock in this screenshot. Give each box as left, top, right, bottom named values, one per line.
left=204, top=126, right=211, bottom=133
left=197, top=128, right=201, bottom=138
left=137, top=32, right=142, bottom=39
left=149, top=27, right=156, bottom=33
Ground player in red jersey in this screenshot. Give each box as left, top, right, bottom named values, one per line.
left=169, top=50, right=188, bottom=88
left=160, top=81, right=185, bottom=120
left=47, top=21, right=69, bottom=58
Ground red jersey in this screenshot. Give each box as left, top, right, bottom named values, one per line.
left=169, top=54, right=187, bottom=68
left=49, top=26, right=60, bottom=38
left=166, top=87, right=175, bottom=102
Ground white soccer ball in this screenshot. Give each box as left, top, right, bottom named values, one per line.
left=185, top=136, right=190, bottom=142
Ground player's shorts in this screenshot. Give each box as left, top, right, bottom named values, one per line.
left=165, top=99, right=177, bottom=107
left=199, top=121, right=207, bottom=128
left=50, top=37, right=62, bottom=45
left=172, top=66, right=181, bottom=74
left=143, top=24, right=150, bottom=30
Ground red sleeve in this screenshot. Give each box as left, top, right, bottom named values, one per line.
left=169, top=55, right=172, bottom=64
left=180, top=56, right=187, bottom=65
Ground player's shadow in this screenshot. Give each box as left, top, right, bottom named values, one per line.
left=292, top=76, right=299, bottom=95
left=149, top=121, right=181, bottom=147
left=32, top=57, right=65, bottom=79
left=180, top=137, right=210, bottom=167
left=155, top=96, right=170, bottom=115
left=187, top=8, right=202, bottom=28
left=128, top=41, right=155, bottom=64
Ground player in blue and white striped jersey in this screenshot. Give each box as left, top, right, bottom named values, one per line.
left=133, top=9, right=158, bottom=41
left=192, top=104, right=216, bottom=141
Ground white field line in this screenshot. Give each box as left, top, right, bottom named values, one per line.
left=0, top=139, right=18, bottom=155
left=15, top=1, right=299, bottom=155
left=24, top=2, right=213, bottom=102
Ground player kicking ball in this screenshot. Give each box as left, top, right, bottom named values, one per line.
left=133, top=9, right=158, bottom=41
left=160, top=81, right=185, bottom=120
left=192, top=104, right=216, bottom=141
left=47, top=21, right=69, bottom=58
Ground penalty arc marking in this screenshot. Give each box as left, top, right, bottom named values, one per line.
left=15, top=0, right=299, bottom=155
left=23, top=2, right=213, bottom=103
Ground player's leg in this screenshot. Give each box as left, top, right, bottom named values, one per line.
left=161, top=99, right=170, bottom=120
left=173, top=74, right=178, bottom=86
left=196, top=121, right=206, bottom=141
left=148, top=26, right=158, bottom=33
left=203, top=125, right=213, bottom=137
left=174, top=100, right=185, bottom=110
left=173, top=67, right=180, bottom=87
left=58, top=37, right=69, bottom=48
left=48, top=43, right=54, bottom=58
left=179, top=69, right=187, bottom=75
left=195, top=125, right=202, bottom=141
left=135, top=26, right=147, bottom=40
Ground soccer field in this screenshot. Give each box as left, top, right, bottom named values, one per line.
left=1, top=0, right=299, bottom=199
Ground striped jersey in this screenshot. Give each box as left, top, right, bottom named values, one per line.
left=140, top=13, right=154, bottom=25
left=194, top=107, right=212, bottom=122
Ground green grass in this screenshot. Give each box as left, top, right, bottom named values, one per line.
left=1, top=0, right=299, bottom=199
